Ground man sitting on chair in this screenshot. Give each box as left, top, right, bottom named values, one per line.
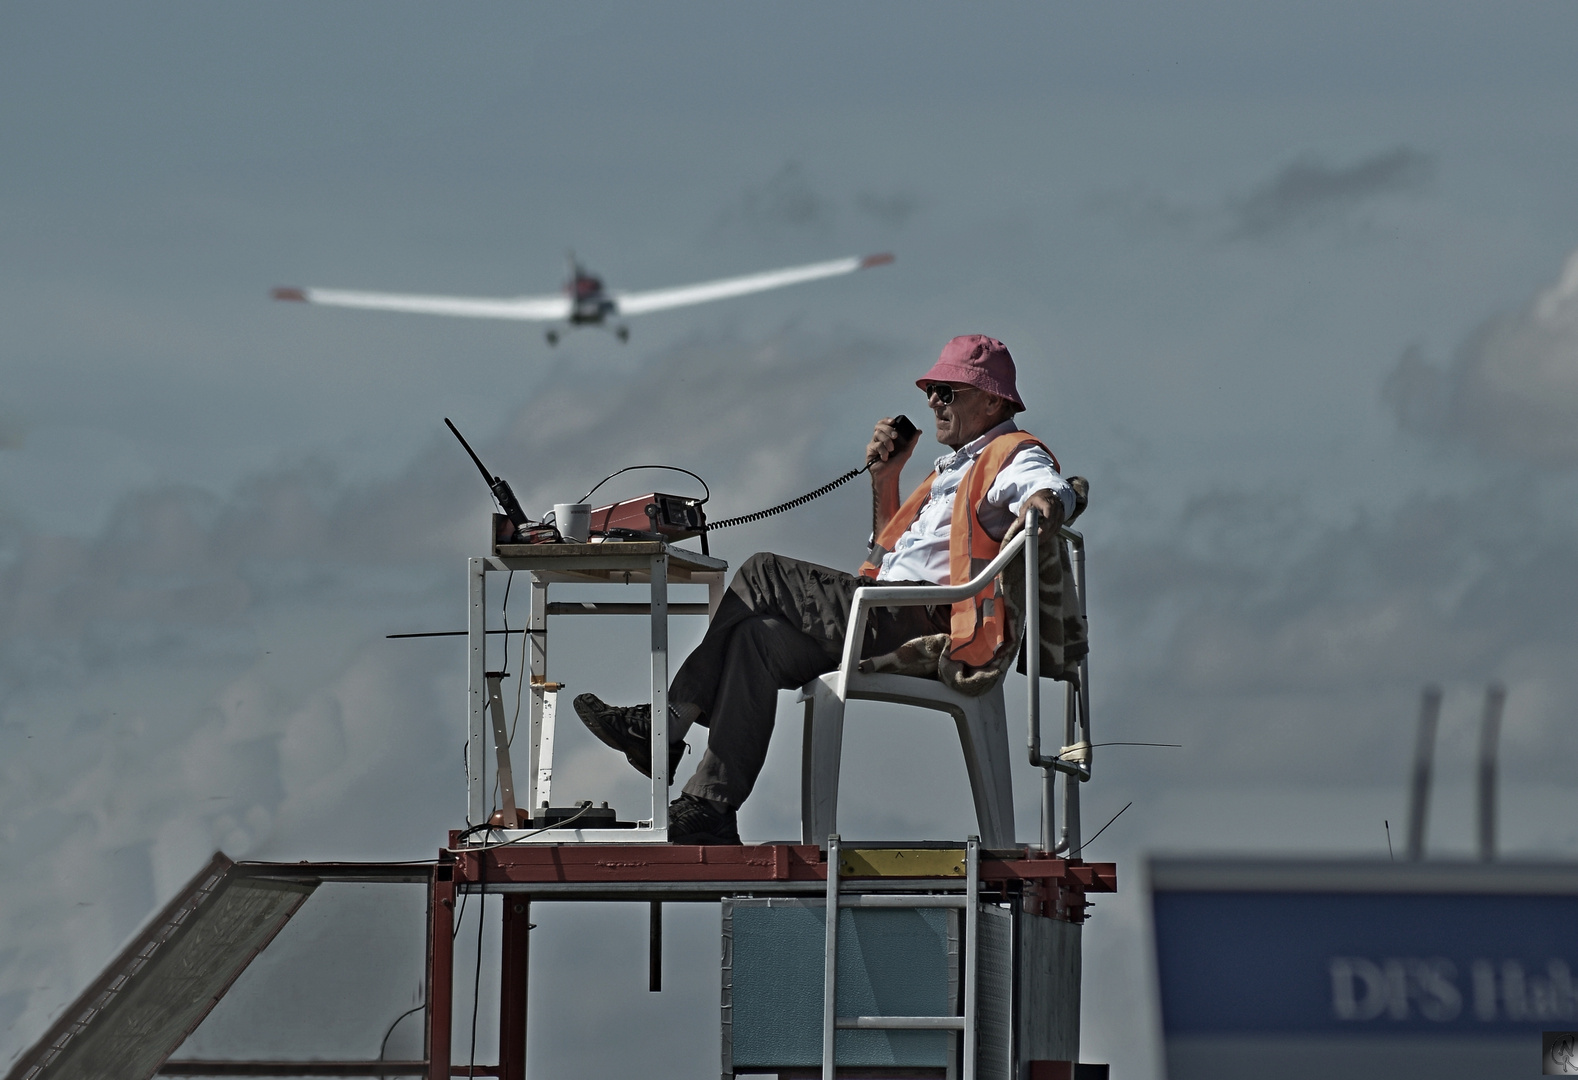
left=573, top=335, right=1075, bottom=844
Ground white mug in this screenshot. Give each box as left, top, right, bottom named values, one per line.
left=553, top=502, right=593, bottom=543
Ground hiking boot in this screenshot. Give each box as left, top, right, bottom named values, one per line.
left=572, top=694, right=687, bottom=780
left=667, top=793, right=741, bottom=845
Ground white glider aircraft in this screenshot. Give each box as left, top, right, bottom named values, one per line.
left=273, top=252, right=894, bottom=345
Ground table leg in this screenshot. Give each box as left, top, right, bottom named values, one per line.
left=526, top=579, right=548, bottom=813
left=467, top=558, right=488, bottom=827
left=649, top=552, right=669, bottom=833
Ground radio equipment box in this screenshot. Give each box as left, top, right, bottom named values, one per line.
left=590, top=492, right=706, bottom=541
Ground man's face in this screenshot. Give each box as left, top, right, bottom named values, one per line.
left=927, top=382, right=1011, bottom=449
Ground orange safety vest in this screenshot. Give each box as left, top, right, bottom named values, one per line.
left=859, top=431, right=1057, bottom=667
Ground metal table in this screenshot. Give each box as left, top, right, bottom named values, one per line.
left=466, top=540, right=728, bottom=841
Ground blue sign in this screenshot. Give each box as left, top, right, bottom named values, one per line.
left=1149, top=859, right=1578, bottom=1080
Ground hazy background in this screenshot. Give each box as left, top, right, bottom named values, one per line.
left=4, top=4, right=1578, bottom=1077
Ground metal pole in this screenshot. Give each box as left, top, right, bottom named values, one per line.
left=1041, top=759, right=1057, bottom=854
left=467, top=559, right=488, bottom=829
left=821, top=835, right=841, bottom=1080
left=1068, top=532, right=1090, bottom=858
left=1406, top=685, right=1442, bottom=860
left=498, top=897, right=530, bottom=1080
left=1062, top=679, right=1082, bottom=859
left=1477, top=683, right=1506, bottom=862
left=526, top=579, right=548, bottom=812
left=1025, top=514, right=1051, bottom=853
left=650, top=552, right=670, bottom=833
left=649, top=901, right=663, bottom=993
left=962, top=836, right=979, bottom=1080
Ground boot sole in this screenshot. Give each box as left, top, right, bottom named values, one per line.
left=573, top=696, right=686, bottom=780
left=586, top=720, right=654, bottom=778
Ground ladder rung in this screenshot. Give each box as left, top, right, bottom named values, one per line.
left=836, top=1016, right=966, bottom=1031
left=823, top=837, right=980, bottom=1080
left=836, top=894, right=967, bottom=908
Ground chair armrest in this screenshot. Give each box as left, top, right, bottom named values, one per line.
left=835, top=527, right=1035, bottom=690
left=850, top=528, right=1031, bottom=608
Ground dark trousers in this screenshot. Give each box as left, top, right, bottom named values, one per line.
left=674, top=552, right=948, bottom=808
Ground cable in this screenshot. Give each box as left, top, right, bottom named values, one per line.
left=450, top=802, right=594, bottom=852
left=453, top=883, right=470, bottom=941
left=509, top=616, right=528, bottom=748
left=579, top=465, right=710, bottom=506
left=571, top=456, right=874, bottom=534
left=501, top=570, right=514, bottom=647
left=707, top=465, right=868, bottom=531
left=1080, top=801, right=1133, bottom=853
left=451, top=822, right=499, bottom=847
left=377, top=1002, right=426, bottom=1078
left=462, top=738, right=472, bottom=827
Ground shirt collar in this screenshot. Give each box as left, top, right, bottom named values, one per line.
left=934, top=418, right=1019, bottom=471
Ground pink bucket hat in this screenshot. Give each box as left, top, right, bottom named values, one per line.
left=916, top=335, right=1025, bottom=412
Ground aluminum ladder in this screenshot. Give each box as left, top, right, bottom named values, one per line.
left=820, top=835, right=981, bottom=1080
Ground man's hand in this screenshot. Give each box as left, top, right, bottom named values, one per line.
left=866, top=417, right=918, bottom=482
left=868, top=417, right=919, bottom=538
left=1004, top=487, right=1066, bottom=543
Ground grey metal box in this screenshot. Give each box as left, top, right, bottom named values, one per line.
left=721, top=898, right=1081, bottom=1079
left=722, top=898, right=959, bottom=1076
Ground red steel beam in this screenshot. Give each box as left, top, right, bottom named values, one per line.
left=449, top=841, right=823, bottom=885
left=445, top=841, right=1116, bottom=893
left=427, top=862, right=456, bottom=1080
left=497, top=897, right=529, bottom=1080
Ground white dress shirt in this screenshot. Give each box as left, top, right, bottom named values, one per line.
left=875, top=419, right=1074, bottom=585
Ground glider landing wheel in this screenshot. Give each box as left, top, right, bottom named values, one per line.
left=545, top=329, right=559, bottom=346
left=616, top=326, right=629, bottom=343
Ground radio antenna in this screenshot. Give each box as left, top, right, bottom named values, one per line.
left=446, top=418, right=494, bottom=484
left=444, top=419, right=530, bottom=530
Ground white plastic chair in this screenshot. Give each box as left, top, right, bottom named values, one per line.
left=798, top=522, right=1043, bottom=850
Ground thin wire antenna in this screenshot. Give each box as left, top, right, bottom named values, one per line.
left=387, top=629, right=530, bottom=639
left=1406, top=685, right=1442, bottom=861
left=1385, top=820, right=1394, bottom=861
left=1080, top=801, right=1133, bottom=852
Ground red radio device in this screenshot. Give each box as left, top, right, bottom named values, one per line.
left=589, top=493, right=706, bottom=542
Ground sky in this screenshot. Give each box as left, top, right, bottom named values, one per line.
left=3, top=3, right=1578, bottom=1077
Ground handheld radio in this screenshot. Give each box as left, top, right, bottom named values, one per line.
left=445, top=418, right=547, bottom=542
left=890, top=413, right=920, bottom=448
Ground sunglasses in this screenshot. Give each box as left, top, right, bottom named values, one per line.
left=923, top=383, right=977, bottom=405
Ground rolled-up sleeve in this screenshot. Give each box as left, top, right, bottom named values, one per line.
left=984, top=445, right=1074, bottom=525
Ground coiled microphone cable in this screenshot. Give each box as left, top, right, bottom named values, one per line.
left=706, top=465, right=869, bottom=530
